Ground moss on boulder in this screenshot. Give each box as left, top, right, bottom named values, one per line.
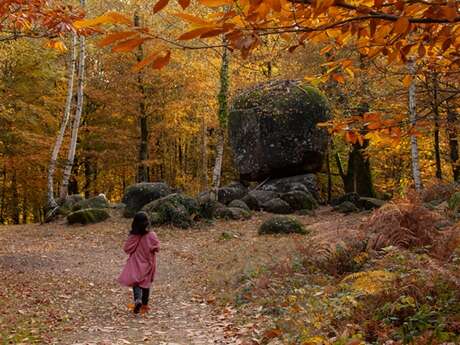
left=229, top=80, right=331, bottom=181
left=67, top=208, right=110, bottom=225
left=122, top=182, right=172, bottom=218
left=258, top=216, right=307, bottom=235
left=142, top=193, right=198, bottom=229
left=72, top=194, right=109, bottom=212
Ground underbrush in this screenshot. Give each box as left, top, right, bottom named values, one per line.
left=223, top=196, right=460, bottom=345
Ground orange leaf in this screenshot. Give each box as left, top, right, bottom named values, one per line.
left=200, top=28, right=227, bottom=38
left=198, top=0, right=234, bottom=7
left=131, top=51, right=160, bottom=72
left=173, top=13, right=210, bottom=25
left=269, top=0, right=282, bottom=12
left=112, top=38, right=146, bottom=52
left=263, top=328, right=283, bottom=339
left=74, top=12, right=131, bottom=28
left=442, top=6, right=457, bottom=22
left=154, top=0, right=169, bottom=13
left=178, top=27, right=216, bottom=40
left=332, top=73, right=345, bottom=84
left=178, top=0, right=191, bottom=9
left=152, top=51, right=171, bottom=69
left=393, top=16, right=410, bottom=34
left=98, top=31, right=138, bottom=47
left=402, top=75, right=413, bottom=88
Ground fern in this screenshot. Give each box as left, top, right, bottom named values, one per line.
left=341, top=270, right=396, bottom=295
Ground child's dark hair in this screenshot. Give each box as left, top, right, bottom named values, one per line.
left=130, top=211, right=150, bottom=235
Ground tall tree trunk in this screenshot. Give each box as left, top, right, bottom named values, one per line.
left=408, top=61, right=422, bottom=191
left=447, top=104, right=460, bottom=182
left=60, top=4, right=86, bottom=199
left=134, top=12, right=150, bottom=183
left=431, top=72, right=442, bottom=179
left=200, top=112, right=208, bottom=191
left=0, top=167, right=6, bottom=224
left=47, top=33, right=77, bottom=208
left=11, top=170, right=19, bottom=224
left=210, top=42, right=229, bottom=200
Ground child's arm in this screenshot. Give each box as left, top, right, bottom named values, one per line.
left=149, top=231, right=160, bottom=253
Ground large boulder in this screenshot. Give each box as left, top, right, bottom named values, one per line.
left=258, top=216, right=307, bottom=235
left=262, top=198, right=293, bottom=214
left=72, top=194, right=109, bottom=212
left=142, top=193, right=198, bottom=229
left=228, top=80, right=331, bottom=181
left=67, top=208, right=110, bottom=225
left=280, top=190, right=318, bottom=211
left=122, top=182, right=172, bottom=217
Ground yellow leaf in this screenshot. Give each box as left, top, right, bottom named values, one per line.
left=393, top=16, right=410, bottom=34
left=97, top=31, right=138, bottom=47
left=173, top=13, right=210, bottom=25
left=198, top=0, right=234, bottom=7
left=178, top=27, right=217, bottom=40
left=112, top=38, right=146, bottom=52
left=74, top=12, right=131, bottom=28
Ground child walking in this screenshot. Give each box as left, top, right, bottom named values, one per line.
left=118, top=211, right=160, bottom=314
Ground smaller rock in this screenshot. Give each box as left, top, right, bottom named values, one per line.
left=199, top=199, right=226, bottom=219
left=262, top=198, right=293, bottom=214
left=215, top=207, right=251, bottom=220
left=333, top=201, right=359, bottom=214
left=357, top=197, right=385, bottom=210
left=72, top=194, right=109, bottom=212
left=57, top=194, right=84, bottom=215
left=122, top=182, right=172, bottom=218
left=228, top=199, right=250, bottom=211
left=448, top=192, right=460, bottom=213
left=67, top=208, right=110, bottom=225
left=281, top=191, right=318, bottom=211
left=259, top=216, right=307, bottom=235
left=331, top=192, right=360, bottom=207
left=248, top=190, right=279, bottom=207
left=218, top=182, right=248, bottom=205
left=241, top=194, right=260, bottom=210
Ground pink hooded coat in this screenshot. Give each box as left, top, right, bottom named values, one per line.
left=118, top=232, right=160, bottom=288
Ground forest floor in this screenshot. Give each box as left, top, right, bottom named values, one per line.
left=0, top=207, right=366, bottom=345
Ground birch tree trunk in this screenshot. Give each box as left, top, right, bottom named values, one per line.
left=60, top=3, right=86, bottom=199
left=210, top=41, right=229, bottom=201
left=46, top=33, right=77, bottom=209
left=134, top=11, right=150, bottom=183
left=200, top=112, right=208, bottom=191
left=408, top=61, right=422, bottom=191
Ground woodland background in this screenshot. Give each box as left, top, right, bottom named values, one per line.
left=1, top=0, right=459, bottom=224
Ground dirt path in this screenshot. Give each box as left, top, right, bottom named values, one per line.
left=0, top=209, right=365, bottom=345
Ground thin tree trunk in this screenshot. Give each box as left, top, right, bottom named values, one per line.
left=0, top=167, right=6, bottom=224
left=11, top=170, right=19, bottom=224
left=200, top=112, right=208, bottom=191
left=134, top=12, right=149, bottom=183
left=408, top=61, right=422, bottom=191
left=47, top=33, right=77, bottom=208
left=432, top=72, right=442, bottom=179
left=326, top=140, right=332, bottom=203
left=210, top=41, right=229, bottom=200
left=447, top=104, right=460, bottom=182
left=60, top=5, right=86, bottom=199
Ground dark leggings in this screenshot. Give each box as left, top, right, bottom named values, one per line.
left=132, top=286, right=150, bottom=305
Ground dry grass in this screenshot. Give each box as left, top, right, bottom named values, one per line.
left=365, top=194, right=445, bottom=251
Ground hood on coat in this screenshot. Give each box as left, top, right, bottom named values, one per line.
left=123, top=235, right=142, bottom=254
